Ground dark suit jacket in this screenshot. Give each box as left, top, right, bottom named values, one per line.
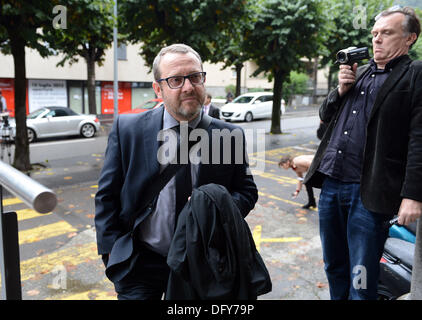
left=208, top=104, right=220, bottom=119
left=305, top=55, right=422, bottom=215
left=95, top=106, right=258, bottom=257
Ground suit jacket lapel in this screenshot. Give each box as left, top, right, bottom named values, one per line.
left=369, top=56, right=411, bottom=122
left=141, top=106, right=164, bottom=177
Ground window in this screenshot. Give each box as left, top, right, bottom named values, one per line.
left=117, top=44, right=127, bottom=61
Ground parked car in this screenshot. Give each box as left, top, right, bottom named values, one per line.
left=3, top=106, right=100, bottom=143
left=121, top=98, right=164, bottom=114
left=219, top=92, right=285, bottom=122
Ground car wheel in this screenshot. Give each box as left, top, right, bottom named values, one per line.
left=245, top=112, right=253, bottom=122
left=27, top=128, right=36, bottom=143
left=80, top=123, right=96, bottom=138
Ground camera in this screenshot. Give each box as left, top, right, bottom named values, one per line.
left=336, top=47, right=369, bottom=65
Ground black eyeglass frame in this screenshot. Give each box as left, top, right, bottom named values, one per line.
left=156, top=72, right=207, bottom=89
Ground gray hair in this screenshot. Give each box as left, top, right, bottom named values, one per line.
left=152, top=44, right=203, bottom=81
left=375, top=6, right=421, bottom=48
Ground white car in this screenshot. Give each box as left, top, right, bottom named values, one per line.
left=220, top=92, right=285, bottom=122
left=3, top=106, right=101, bottom=143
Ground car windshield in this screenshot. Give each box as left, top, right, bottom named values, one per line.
left=136, top=101, right=157, bottom=110
left=28, top=108, right=47, bottom=119
left=232, top=96, right=254, bottom=104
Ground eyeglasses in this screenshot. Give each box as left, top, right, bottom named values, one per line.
left=157, top=72, right=206, bottom=89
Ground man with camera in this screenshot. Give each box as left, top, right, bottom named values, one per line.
left=304, top=6, right=422, bottom=299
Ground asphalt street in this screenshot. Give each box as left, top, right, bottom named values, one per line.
left=0, top=106, right=330, bottom=300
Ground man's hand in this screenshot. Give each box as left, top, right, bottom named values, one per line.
left=338, top=63, right=358, bottom=97
left=397, top=198, right=422, bottom=225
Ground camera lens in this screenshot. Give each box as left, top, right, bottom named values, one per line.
left=336, top=51, right=347, bottom=64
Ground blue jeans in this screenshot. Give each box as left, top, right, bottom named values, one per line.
left=318, top=177, right=390, bottom=300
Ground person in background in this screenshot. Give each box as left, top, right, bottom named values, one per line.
left=203, top=93, right=220, bottom=119
left=279, top=154, right=316, bottom=209
left=0, top=90, right=7, bottom=113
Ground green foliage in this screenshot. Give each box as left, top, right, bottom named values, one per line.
left=119, top=0, right=248, bottom=69
left=0, top=0, right=58, bottom=56
left=409, top=8, right=422, bottom=60
left=243, top=0, right=326, bottom=133
left=43, top=0, right=115, bottom=66
left=244, top=0, right=326, bottom=79
left=225, top=84, right=236, bottom=94
left=282, top=71, right=309, bottom=102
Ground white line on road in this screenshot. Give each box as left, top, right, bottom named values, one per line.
left=30, top=138, right=97, bottom=147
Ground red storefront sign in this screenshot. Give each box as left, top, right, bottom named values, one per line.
left=101, top=82, right=131, bottom=114
left=0, top=78, right=30, bottom=117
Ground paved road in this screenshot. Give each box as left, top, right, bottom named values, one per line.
left=1, top=110, right=330, bottom=300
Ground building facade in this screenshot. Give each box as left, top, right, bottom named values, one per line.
left=0, top=43, right=327, bottom=116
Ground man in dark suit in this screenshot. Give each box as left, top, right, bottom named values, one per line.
left=95, top=43, right=258, bottom=299
left=203, top=92, right=220, bottom=119
left=304, top=6, right=422, bottom=300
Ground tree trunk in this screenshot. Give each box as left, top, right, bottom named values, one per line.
left=270, top=70, right=284, bottom=134
left=235, top=63, right=243, bottom=97
left=86, top=49, right=97, bottom=115
left=11, top=36, right=31, bottom=171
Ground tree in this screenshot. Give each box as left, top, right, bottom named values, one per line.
left=282, top=71, right=309, bottom=107
left=319, top=0, right=393, bottom=91
left=409, top=8, right=422, bottom=60
left=119, top=0, right=248, bottom=72
left=209, top=0, right=257, bottom=97
left=244, top=0, right=326, bottom=134
left=43, top=0, right=115, bottom=115
left=0, top=0, right=57, bottom=171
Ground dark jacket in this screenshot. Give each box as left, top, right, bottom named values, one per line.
left=95, top=106, right=258, bottom=282
left=305, top=56, right=422, bottom=215
left=208, top=104, right=220, bottom=119
left=166, top=183, right=272, bottom=300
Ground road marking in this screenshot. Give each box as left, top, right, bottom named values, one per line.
left=293, top=146, right=318, bottom=152
left=20, top=242, right=98, bottom=282
left=3, top=197, right=23, bottom=206
left=17, top=208, right=52, bottom=221
left=252, top=171, right=297, bottom=185
left=252, top=225, right=302, bottom=252
left=258, top=191, right=302, bottom=206
left=31, top=138, right=96, bottom=147
left=19, top=221, right=77, bottom=245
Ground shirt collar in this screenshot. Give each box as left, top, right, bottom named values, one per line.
left=370, top=54, right=409, bottom=72
left=163, top=106, right=203, bottom=131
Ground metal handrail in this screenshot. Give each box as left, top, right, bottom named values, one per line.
left=0, top=160, right=57, bottom=300
left=0, top=160, right=57, bottom=213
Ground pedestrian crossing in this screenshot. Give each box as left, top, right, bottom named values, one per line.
left=0, top=144, right=317, bottom=300
left=1, top=198, right=117, bottom=300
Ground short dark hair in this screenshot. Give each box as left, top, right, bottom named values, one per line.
left=376, top=6, right=421, bottom=48
left=152, top=43, right=203, bottom=81
left=278, top=155, right=293, bottom=167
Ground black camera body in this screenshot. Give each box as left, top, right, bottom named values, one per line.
left=336, top=47, right=369, bottom=65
